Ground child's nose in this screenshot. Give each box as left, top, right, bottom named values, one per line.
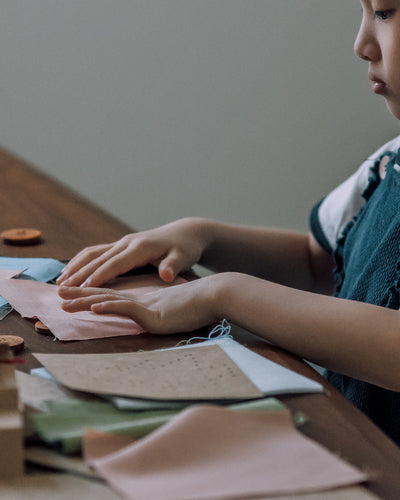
left=354, top=27, right=380, bottom=62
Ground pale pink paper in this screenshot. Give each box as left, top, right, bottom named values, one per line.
left=85, top=406, right=369, bottom=500
left=0, top=275, right=186, bottom=341
left=0, top=270, right=23, bottom=280
left=84, top=430, right=135, bottom=460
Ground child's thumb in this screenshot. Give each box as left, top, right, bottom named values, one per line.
left=92, top=300, right=149, bottom=331
left=158, top=249, right=185, bottom=282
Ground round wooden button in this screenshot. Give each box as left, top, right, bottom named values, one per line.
left=1, top=228, right=42, bottom=246
left=0, top=335, right=24, bottom=352
left=34, top=320, right=52, bottom=335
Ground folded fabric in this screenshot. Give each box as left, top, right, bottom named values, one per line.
left=83, top=430, right=135, bottom=459
left=0, top=256, right=64, bottom=283
left=0, top=270, right=22, bottom=280
left=85, top=405, right=369, bottom=500
left=31, top=399, right=179, bottom=455
left=0, top=274, right=185, bottom=341
left=30, top=398, right=285, bottom=455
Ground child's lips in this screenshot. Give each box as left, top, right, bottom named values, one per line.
left=369, top=72, right=386, bottom=94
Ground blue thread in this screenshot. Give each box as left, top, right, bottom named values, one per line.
left=181, top=319, right=232, bottom=345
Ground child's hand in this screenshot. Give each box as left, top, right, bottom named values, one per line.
left=58, top=276, right=220, bottom=334
left=57, top=218, right=212, bottom=288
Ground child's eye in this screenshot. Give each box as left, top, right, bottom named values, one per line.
left=374, top=10, right=394, bottom=20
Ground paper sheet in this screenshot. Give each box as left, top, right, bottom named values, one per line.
left=35, top=344, right=263, bottom=400
left=84, top=434, right=379, bottom=500
left=30, top=399, right=179, bottom=454
left=201, top=337, right=323, bottom=395
left=24, top=446, right=98, bottom=479
left=29, top=397, right=285, bottom=454
left=0, top=256, right=64, bottom=282
left=0, top=473, right=120, bottom=500
left=257, top=489, right=381, bottom=500
left=0, top=274, right=186, bottom=341
left=0, top=474, right=379, bottom=500
left=34, top=337, right=322, bottom=409
left=0, top=269, right=25, bottom=314
left=16, top=371, right=100, bottom=413
left=0, top=269, right=22, bottom=280
left=264, top=490, right=380, bottom=500
left=84, top=430, right=135, bottom=458
left=0, top=257, right=65, bottom=310
left=85, top=405, right=369, bottom=500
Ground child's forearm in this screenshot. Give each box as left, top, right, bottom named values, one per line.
left=198, top=219, right=334, bottom=293
left=59, top=267, right=399, bottom=390
left=211, top=272, right=400, bottom=392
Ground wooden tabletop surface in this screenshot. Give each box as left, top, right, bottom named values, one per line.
left=0, top=146, right=399, bottom=499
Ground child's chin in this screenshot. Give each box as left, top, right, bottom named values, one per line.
left=385, top=100, right=400, bottom=120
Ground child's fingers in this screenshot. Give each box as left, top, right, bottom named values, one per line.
left=61, top=293, right=120, bottom=312
left=58, top=285, right=105, bottom=298
left=158, top=248, right=187, bottom=283
left=59, top=285, right=149, bottom=327
left=78, top=246, right=150, bottom=288
left=57, top=243, right=114, bottom=285
left=59, top=284, right=130, bottom=301
left=91, top=299, right=151, bottom=330
left=59, top=242, right=131, bottom=287
left=60, top=285, right=126, bottom=311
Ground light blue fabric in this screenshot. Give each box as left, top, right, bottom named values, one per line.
left=0, top=256, right=65, bottom=307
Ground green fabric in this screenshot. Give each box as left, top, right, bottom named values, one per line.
left=30, top=398, right=286, bottom=455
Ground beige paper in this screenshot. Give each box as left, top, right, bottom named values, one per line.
left=248, top=488, right=381, bottom=500
left=24, top=446, right=98, bottom=480
left=86, top=405, right=369, bottom=500
left=0, top=473, right=120, bottom=500
left=35, top=345, right=263, bottom=400
left=16, top=371, right=99, bottom=413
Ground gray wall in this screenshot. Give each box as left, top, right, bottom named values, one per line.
left=1, top=1, right=398, bottom=233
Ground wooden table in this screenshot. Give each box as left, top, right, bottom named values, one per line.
left=0, top=146, right=400, bottom=499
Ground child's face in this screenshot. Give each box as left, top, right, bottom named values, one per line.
left=355, top=1, right=400, bottom=119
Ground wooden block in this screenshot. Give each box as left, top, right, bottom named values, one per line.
left=0, top=411, right=23, bottom=477
left=0, top=345, right=19, bottom=411
left=0, top=345, right=24, bottom=477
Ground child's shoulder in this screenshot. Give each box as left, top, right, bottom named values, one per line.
left=311, top=135, right=400, bottom=253
left=325, top=134, right=400, bottom=202
left=368, top=135, right=400, bottom=160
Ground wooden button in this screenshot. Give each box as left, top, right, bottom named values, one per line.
left=0, top=335, right=24, bottom=352
left=34, top=320, right=52, bottom=335
left=1, top=228, right=42, bottom=246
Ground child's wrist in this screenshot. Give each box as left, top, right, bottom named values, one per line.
left=179, top=217, right=219, bottom=253
left=200, top=272, right=242, bottom=322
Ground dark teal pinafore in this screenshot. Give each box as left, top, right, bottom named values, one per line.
left=326, top=148, right=400, bottom=446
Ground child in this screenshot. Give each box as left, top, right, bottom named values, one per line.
left=58, top=1, right=400, bottom=445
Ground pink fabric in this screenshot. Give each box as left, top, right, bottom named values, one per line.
left=0, top=270, right=22, bottom=280
left=85, top=405, right=369, bottom=500
left=84, top=430, right=136, bottom=461
left=0, top=275, right=186, bottom=341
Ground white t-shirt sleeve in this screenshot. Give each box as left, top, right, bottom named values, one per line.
left=309, top=136, right=400, bottom=254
